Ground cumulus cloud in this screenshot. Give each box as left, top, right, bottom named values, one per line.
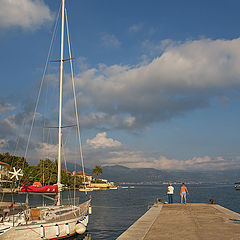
left=86, top=144, right=240, bottom=170
left=141, top=39, right=175, bottom=55
left=0, top=102, right=14, bottom=115
left=83, top=132, right=240, bottom=170
left=69, top=38, right=240, bottom=130
left=86, top=132, right=122, bottom=149
left=152, top=155, right=229, bottom=171
left=0, top=117, right=18, bottom=138
left=0, top=103, right=17, bottom=138
left=100, top=33, right=121, bottom=47
left=83, top=133, right=138, bottom=167
left=0, top=139, right=8, bottom=151
left=35, top=142, right=58, bottom=160
left=123, top=116, right=136, bottom=128
left=0, top=0, right=53, bottom=30
left=3, top=37, right=240, bottom=170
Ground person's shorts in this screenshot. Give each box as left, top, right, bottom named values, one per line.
left=181, top=192, right=186, bottom=197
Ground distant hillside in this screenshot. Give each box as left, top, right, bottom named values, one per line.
left=100, top=165, right=240, bottom=184
left=65, top=163, right=240, bottom=184
left=100, top=165, right=172, bottom=183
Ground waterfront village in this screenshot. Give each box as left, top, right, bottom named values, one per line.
left=0, top=153, right=121, bottom=192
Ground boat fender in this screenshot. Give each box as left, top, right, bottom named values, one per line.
left=88, top=205, right=92, bottom=215
left=55, top=224, right=60, bottom=237
left=75, top=222, right=86, bottom=234
left=65, top=223, right=70, bottom=235
left=40, top=225, right=45, bottom=239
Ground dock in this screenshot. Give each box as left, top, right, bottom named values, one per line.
left=117, top=203, right=240, bottom=240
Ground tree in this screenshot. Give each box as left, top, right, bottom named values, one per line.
left=22, top=166, right=40, bottom=185
left=92, top=165, right=103, bottom=180
left=37, top=159, right=58, bottom=185
left=0, top=152, right=83, bottom=188
left=0, top=152, right=28, bottom=168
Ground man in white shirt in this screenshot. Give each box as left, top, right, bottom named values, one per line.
left=167, top=183, right=174, bottom=204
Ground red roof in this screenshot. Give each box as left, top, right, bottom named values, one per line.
left=62, top=169, right=90, bottom=176
left=62, top=169, right=71, bottom=174
left=76, top=171, right=90, bottom=176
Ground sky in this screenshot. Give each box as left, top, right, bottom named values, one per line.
left=1, top=0, right=240, bottom=171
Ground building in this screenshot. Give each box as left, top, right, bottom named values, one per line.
left=76, top=171, right=92, bottom=184
left=0, top=161, right=10, bottom=180
left=88, top=182, right=113, bottom=188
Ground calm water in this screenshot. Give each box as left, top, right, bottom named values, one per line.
left=2, top=184, right=240, bottom=239
left=76, top=184, right=240, bottom=240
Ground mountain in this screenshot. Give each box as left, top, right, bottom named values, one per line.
left=100, top=165, right=240, bottom=184
left=101, top=165, right=172, bottom=183
left=65, top=163, right=240, bottom=184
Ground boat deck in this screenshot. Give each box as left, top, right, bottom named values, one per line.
left=117, top=203, right=240, bottom=240
left=0, top=202, right=26, bottom=209
left=0, top=188, right=18, bottom=193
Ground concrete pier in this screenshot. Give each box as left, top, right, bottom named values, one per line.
left=117, top=203, right=240, bottom=240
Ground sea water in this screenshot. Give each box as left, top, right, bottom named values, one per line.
left=74, top=184, right=240, bottom=240
left=2, top=184, right=239, bottom=239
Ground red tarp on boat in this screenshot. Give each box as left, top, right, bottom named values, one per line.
left=20, top=184, right=58, bottom=193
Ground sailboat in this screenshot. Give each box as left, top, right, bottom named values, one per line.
left=0, top=0, right=91, bottom=239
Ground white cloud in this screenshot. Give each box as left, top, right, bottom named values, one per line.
left=86, top=132, right=122, bottom=149
left=0, top=0, right=53, bottom=30
left=3, top=37, right=240, bottom=171
left=0, top=102, right=14, bottom=115
left=88, top=146, right=240, bottom=170
left=83, top=133, right=240, bottom=170
left=154, top=155, right=228, bottom=170
left=35, top=142, right=58, bottom=160
left=129, top=23, right=143, bottom=33
left=141, top=39, right=175, bottom=55
left=100, top=33, right=121, bottom=47
left=70, top=38, right=240, bottom=130
left=0, top=139, right=8, bottom=151
left=123, top=116, right=135, bottom=127
left=0, top=117, right=18, bottom=138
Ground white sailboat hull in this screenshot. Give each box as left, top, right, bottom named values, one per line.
left=0, top=200, right=91, bottom=240
left=0, top=215, right=88, bottom=240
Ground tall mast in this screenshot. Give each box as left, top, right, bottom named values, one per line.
left=57, top=0, right=65, bottom=206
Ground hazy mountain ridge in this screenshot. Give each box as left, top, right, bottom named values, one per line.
left=100, top=165, right=240, bottom=184
left=66, top=163, right=240, bottom=184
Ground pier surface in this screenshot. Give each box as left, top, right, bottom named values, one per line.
left=117, top=203, right=240, bottom=240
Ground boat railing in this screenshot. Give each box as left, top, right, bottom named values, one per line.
left=43, top=199, right=91, bottom=222
left=61, top=197, right=81, bottom=205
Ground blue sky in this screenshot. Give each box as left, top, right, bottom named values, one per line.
left=1, top=0, right=240, bottom=171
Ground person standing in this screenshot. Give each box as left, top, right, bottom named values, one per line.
left=167, top=183, right=174, bottom=204
left=180, top=183, right=189, bottom=204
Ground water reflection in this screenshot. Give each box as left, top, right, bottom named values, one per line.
left=2, top=185, right=239, bottom=239
left=67, top=232, right=91, bottom=240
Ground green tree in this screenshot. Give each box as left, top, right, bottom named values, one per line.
left=0, top=152, right=28, bottom=168
left=22, top=165, right=40, bottom=184
left=0, top=152, right=82, bottom=188
left=37, top=159, right=58, bottom=185
left=20, top=159, right=58, bottom=185
left=92, top=165, right=103, bottom=180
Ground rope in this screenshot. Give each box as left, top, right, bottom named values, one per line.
left=65, top=8, right=87, bottom=193
left=62, top=133, right=75, bottom=202
left=23, top=4, right=62, bottom=168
